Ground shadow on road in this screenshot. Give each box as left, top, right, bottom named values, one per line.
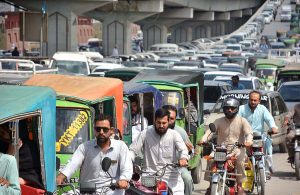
left=273, top=171, right=297, bottom=181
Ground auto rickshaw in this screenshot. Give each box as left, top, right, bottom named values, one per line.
left=0, top=85, right=57, bottom=194
left=24, top=74, right=123, bottom=187
left=274, top=64, right=300, bottom=90
left=123, top=81, right=163, bottom=145
left=132, top=69, right=204, bottom=184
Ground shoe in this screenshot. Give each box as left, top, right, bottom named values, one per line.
left=269, top=166, right=274, bottom=174
left=265, top=171, right=271, bottom=180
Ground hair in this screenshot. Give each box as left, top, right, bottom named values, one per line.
left=249, top=90, right=261, bottom=100
left=162, top=105, right=177, bottom=116
left=94, top=114, right=113, bottom=127
left=155, top=108, right=170, bottom=120
left=129, top=95, right=138, bottom=104
left=232, top=75, right=239, bottom=81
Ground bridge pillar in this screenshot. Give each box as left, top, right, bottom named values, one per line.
left=141, top=23, right=168, bottom=50
left=170, top=25, right=193, bottom=43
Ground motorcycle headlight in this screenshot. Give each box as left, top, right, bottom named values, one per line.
left=295, top=129, right=300, bottom=136
left=214, top=152, right=227, bottom=161
left=141, top=176, right=156, bottom=188
left=252, top=140, right=263, bottom=148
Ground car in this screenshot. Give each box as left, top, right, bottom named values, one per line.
left=204, top=71, right=244, bottom=80
left=89, top=63, right=124, bottom=77
left=204, top=89, right=289, bottom=152
left=219, top=63, right=244, bottom=74
left=214, top=76, right=266, bottom=90
left=203, top=80, right=233, bottom=112
left=277, top=81, right=300, bottom=111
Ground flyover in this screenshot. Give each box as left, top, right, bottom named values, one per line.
left=7, top=0, right=265, bottom=56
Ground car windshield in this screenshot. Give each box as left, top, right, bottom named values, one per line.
left=211, top=94, right=269, bottom=113
left=56, top=108, right=89, bottom=154
left=255, top=68, right=276, bottom=79
left=278, top=85, right=300, bottom=101
left=204, top=86, right=222, bottom=103
left=53, top=60, right=88, bottom=75
left=161, top=91, right=183, bottom=117
left=227, top=46, right=241, bottom=51
left=215, top=79, right=253, bottom=89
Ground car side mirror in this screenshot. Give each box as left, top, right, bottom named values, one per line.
left=102, top=157, right=112, bottom=172
left=204, top=109, right=210, bottom=115
left=209, top=123, right=216, bottom=133
left=178, top=108, right=185, bottom=119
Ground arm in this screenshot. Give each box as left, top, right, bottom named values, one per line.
left=174, top=131, right=189, bottom=162
left=117, top=142, right=133, bottom=189
left=242, top=118, right=253, bottom=146
left=58, top=143, right=85, bottom=183
left=0, top=155, right=20, bottom=195
left=262, top=106, right=278, bottom=133
left=129, top=130, right=146, bottom=161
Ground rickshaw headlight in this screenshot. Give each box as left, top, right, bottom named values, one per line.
left=295, top=129, right=300, bottom=136
left=141, top=176, right=156, bottom=187
left=214, top=152, right=227, bottom=161
left=252, top=140, right=263, bottom=148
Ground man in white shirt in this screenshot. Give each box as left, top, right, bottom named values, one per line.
left=129, top=108, right=189, bottom=195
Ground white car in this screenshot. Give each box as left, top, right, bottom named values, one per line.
left=214, top=75, right=266, bottom=90
left=261, top=12, right=273, bottom=24
left=204, top=71, right=244, bottom=80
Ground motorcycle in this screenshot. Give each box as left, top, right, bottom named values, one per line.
left=201, top=123, right=245, bottom=195
left=126, top=161, right=179, bottom=195
left=244, top=131, right=266, bottom=195
left=57, top=157, right=118, bottom=195
left=289, top=123, right=300, bottom=180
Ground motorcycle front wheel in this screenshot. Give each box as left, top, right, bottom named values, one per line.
left=256, top=168, right=265, bottom=195
left=295, top=152, right=300, bottom=180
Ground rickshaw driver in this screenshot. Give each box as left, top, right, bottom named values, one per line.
left=56, top=115, right=133, bottom=195
left=129, top=108, right=189, bottom=195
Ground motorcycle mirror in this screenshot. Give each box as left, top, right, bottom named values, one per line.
left=102, top=157, right=112, bottom=172
left=178, top=108, right=185, bottom=119
left=209, top=123, right=216, bottom=133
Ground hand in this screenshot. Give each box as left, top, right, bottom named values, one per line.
left=56, top=173, right=66, bottom=185
left=271, top=127, right=278, bottom=134
left=244, top=141, right=252, bottom=147
left=117, top=180, right=129, bottom=189
left=0, top=177, right=9, bottom=187
left=185, top=141, right=194, bottom=152
left=178, top=158, right=188, bottom=167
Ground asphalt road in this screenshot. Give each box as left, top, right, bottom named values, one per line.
left=192, top=148, right=300, bottom=195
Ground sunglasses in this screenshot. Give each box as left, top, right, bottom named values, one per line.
left=94, top=127, right=110, bottom=133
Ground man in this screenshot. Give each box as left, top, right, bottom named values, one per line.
left=284, top=103, right=300, bottom=163
left=129, top=96, right=148, bottom=142
left=56, top=115, right=133, bottom=195
left=162, top=105, right=194, bottom=195
left=129, top=108, right=189, bottom=195
left=238, top=90, right=278, bottom=177
left=201, top=97, right=253, bottom=195
left=231, top=75, right=245, bottom=90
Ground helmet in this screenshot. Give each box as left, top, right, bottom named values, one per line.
left=222, top=97, right=240, bottom=119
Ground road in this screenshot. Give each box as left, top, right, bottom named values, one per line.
left=192, top=148, right=300, bottom=195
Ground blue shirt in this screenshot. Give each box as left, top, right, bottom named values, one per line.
left=238, top=104, right=277, bottom=134
left=0, top=153, right=20, bottom=195
left=231, top=82, right=245, bottom=90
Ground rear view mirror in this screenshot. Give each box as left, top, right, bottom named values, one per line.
left=209, top=123, right=216, bottom=133
left=102, top=157, right=112, bottom=172
left=178, top=108, right=185, bottom=119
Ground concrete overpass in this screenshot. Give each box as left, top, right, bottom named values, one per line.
left=8, top=0, right=265, bottom=56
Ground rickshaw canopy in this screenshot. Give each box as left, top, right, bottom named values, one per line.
left=0, top=85, right=56, bottom=192
left=255, top=59, right=286, bottom=68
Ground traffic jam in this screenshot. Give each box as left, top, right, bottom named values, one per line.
left=0, top=0, right=300, bottom=195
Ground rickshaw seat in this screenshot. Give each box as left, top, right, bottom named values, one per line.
left=21, top=184, right=45, bottom=195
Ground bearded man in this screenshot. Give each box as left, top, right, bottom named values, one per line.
left=129, top=108, right=189, bottom=195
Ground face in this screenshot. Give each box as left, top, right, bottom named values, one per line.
left=249, top=93, right=261, bottom=109
left=154, top=115, right=169, bottom=136
left=168, top=110, right=176, bottom=129
left=232, top=78, right=238, bottom=85
left=131, top=102, right=138, bottom=115
left=94, top=120, right=113, bottom=145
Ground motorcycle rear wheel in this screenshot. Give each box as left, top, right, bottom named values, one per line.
left=256, top=168, right=265, bottom=195
left=295, top=152, right=300, bottom=180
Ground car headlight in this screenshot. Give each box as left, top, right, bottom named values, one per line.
left=141, top=176, right=156, bottom=187
left=214, top=152, right=227, bottom=161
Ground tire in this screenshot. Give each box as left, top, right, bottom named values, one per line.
left=279, top=140, right=288, bottom=153
left=256, top=168, right=265, bottom=195
left=295, top=152, right=300, bottom=180
left=191, top=160, right=202, bottom=184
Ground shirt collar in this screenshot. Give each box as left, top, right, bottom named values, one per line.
left=93, top=138, right=115, bottom=152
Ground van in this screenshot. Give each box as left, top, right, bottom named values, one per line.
left=280, top=5, right=292, bottom=21
left=49, top=52, right=90, bottom=75
left=149, top=43, right=179, bottom=53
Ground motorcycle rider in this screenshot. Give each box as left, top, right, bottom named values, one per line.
left=238, top=90, right=278, bottom=178
left=56, top=115, right=133, bottom=195
left=284, top=103, right=300, bottom=163
left=129, top=108, right=189, bottom=195
left=162, top=105, right=194, bottom=195
left=201, top=97, right=253, bottom=195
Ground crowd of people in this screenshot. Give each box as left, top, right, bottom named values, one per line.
left=1, top=90, right=299, bottom=195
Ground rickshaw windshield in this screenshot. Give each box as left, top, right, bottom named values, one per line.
left=255, top=68, right=276, bottom=79
left=56, top=108, right=89, bottom=154
left=161, top=91, right=183, bottom=117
